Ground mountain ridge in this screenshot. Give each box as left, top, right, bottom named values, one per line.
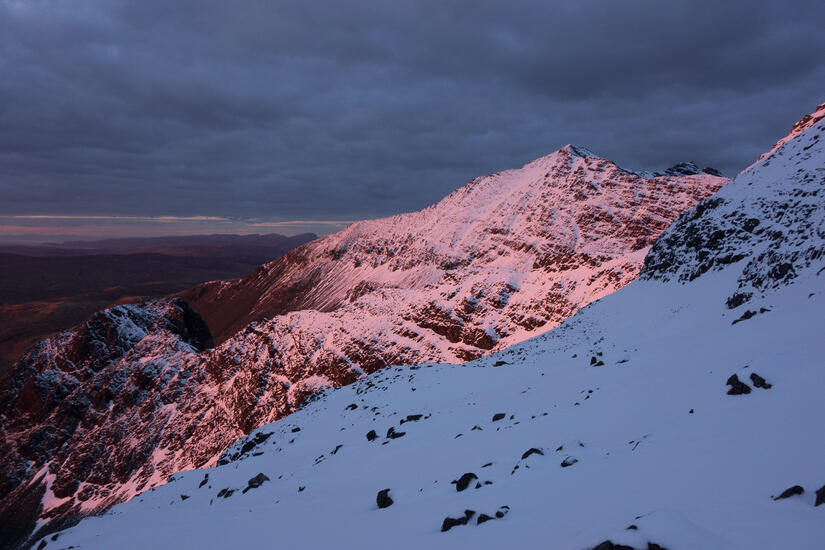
left=1, top=143, right=727, bottom=547
left=44, top=101, right=825, bottom=550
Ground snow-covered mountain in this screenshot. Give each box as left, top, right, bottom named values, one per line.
left=32, top=102, right=825, bottom=549
left=182, top=146, right=724, bottom=350
left=0, top=144, right=726, bottom=547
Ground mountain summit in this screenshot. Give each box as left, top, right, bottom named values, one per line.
left=0, top=145, right=726, bottom=546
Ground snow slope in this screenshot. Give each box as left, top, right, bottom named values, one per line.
left=0, top=145, right=726, bottom=546
left=46, top=107, right=825, bottom=549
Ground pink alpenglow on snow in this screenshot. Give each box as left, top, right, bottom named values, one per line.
left=0, top=145, right=726, bottom=544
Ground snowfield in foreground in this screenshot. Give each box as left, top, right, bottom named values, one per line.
left=49, top=104, right=825, bottom=549
left=48, top=265, right=825, bottom=550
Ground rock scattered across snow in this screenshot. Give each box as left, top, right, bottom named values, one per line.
left=452, top=473, right=478, bottom=492
left=560, top=456, right=579, bottom=468
left=521, top=448, right=544, bottom=459
left=440, top=509, right=476, bottom=532
left=376, top=489, right=393, bottom=509
left=774, top=485, right=804, bottom=500
left=726, top=374, right=752, bottom=395
left=749, top=372, right=772, bottom=389
left=815, top=485, right=825, bottom=507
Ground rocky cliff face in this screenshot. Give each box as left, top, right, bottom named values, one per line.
left=0, top=145, right=726, bottom=548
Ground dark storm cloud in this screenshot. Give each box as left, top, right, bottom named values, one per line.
left=1, top=0, right=823, bottom=229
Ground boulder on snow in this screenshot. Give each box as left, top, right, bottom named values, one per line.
left=815, top=484, right=825, bottom=507
left=400, top=414, right=423, bottom=424
left=492, top=413, right=506, bottom=422
left=440, top=509, right=476, bottom=532
left=452, top=473, right=478, bottom=492
left=477, top=513, right=494, bottom=525
left=750, top=372, right=772, bottom=389
left=521, top=448, right=544, bottom=459
left=773, top=485, right=804, bottom=500
left=386, top=427, right=406, bottom=439
left=242, top=473, right=270, bottom=494
left=366, top=430, right=378, bottom=441
left=561, top=456, right=578, bottom=468
left=726, top=374, right=752, bottom=395
left=591, top=541, right=634, bottom=550
left=376, top=488, right=393, bottom=509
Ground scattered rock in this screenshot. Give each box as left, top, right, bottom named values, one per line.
left=689, top=409, right=694, bottom=414
left=453, top=473, right=478, bottom=492
left=330, top=444, right=343, bottom=455
left=626, top=525, right=638, bottom=530
left=521, top=448, right=544, bottom=459
left=386, top=427, right=406, bottom=439
left=493, top=360, right=509, bottom=366
left=180, top=494, right=189, bottom=501
left=750, top=372, right=772, bottom=389
left=298, top=486, right=305, bottom=492
left=198, top=473, right=209, bottom=488
left=216, top=488, right=234, bottom=499
left=401, top=414, right=423, bottom=424
left=561, top=456, right=578, bottom=468
left=732, top=310, right=757, bottom=325
left=492, top=413, right=506, bottom=422
left=242, top=473, right=270, bottom=494
left=376, top=488, right=393, bottom=509
left=345, top=403, right=358, bottom=410
left=441, top=509, right=476, bottom=532
left=773, top=485, right=804, bottom=500
left=647, top=543, right=669, bottom=550
left=366, top=430, right=378, bottom=441
left=815, top=484, right=825, bottom=507
left=591, top=541, right=634, bottom=550
left=726, top=374, right=752, bottom=395
left=477, top=513, right=494, bottom=525
left=291, top=427, right=301, bottom=433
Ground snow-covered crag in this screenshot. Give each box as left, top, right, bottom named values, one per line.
left=0, top=146, right=726, bottom=548
left=43, top=103, right=825, bottom=549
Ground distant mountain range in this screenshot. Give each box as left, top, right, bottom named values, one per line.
left=0, top=232, right=316, bottom=379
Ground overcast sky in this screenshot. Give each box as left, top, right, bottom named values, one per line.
left=1, top=0, right=823, bottom=242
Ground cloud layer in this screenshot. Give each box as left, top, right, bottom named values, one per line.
left=1, top=0, right=823, bottom=233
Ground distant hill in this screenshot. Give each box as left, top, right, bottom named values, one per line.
left=0, top=233, right=316, bottom=375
